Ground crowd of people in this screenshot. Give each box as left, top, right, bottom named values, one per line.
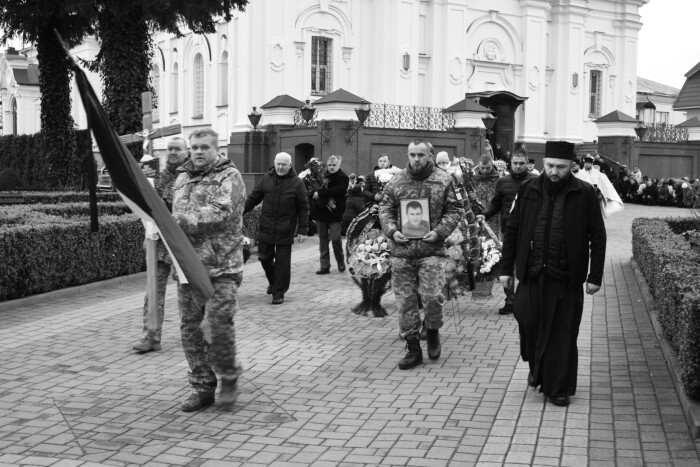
left=133, top=131, right=606, bottom=412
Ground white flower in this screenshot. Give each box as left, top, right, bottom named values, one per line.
left=381, top=242, right=388, bottom=250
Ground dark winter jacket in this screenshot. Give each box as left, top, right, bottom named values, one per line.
left=481, top=171, right=538, bottom=232
left=244, top=167, right=309, bottom=244
left=310, top=168, right=349, bottom=222
left=342, top=183, right=366, bottom=235
left=363, top=165, right=392, bottom=206
left=500, top=174, right=606, bottom=286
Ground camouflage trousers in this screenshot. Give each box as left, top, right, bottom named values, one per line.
left=178, top=276, right=243, bottom=395
left=141, top=260, right=171, bottom=342
left=391, top=256, right=445, bottom=339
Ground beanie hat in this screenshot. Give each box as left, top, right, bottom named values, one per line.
left=544, top=141, right=576, bottom=161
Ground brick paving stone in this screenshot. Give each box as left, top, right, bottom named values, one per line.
left=1, top=206, right=700, bottom=465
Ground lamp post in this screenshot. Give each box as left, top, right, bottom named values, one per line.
left=345, top=101, right=371, bottom=144
left=247, top=106, right=262, bottom=131
left=482, top=110, right=497, bottom=147
left=300, top=99, right=331, bottom=144
left=634, top=123, right=647, bottom=141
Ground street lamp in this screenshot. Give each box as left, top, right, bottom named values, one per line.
left=345, top=101, right=371, bottom=144
left=300, top=100, right=316, bottom=124
left=247, top=106, right=262, bottom=131
left=482, top=110, right=497, bottom=146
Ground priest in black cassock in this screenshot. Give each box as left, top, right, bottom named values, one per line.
left=499, top=140, right=606, bottom=407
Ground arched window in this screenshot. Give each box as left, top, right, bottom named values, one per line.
left=218, top=51, right=228, bottom=106
left=193, top=53, right=204, bottom=118
left=171, top=62, right=179, bottom=112
left=11, top=98, right=17, bottom=135
left=151, top=64, right=160, bottom=122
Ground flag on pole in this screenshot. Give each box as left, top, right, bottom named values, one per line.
left=59, top=32, right=214, bottom=303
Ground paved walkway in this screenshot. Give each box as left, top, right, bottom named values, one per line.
left=1, top=204, right=699, bottom=466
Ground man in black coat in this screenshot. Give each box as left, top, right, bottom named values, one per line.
left=500, top=141, right=606, bottom=407
left=244, top=152, right=309, bottom=304
left=477, top=148, right=537, bottom=315
left=312, top=155, right=349, bottom=274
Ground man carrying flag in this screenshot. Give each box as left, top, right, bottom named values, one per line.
left=173, top=128, right=247, bottom=412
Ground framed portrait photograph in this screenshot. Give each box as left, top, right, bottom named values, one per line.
left=400, top=198, right=431, bottom=239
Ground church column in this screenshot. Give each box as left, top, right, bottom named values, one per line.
left=518, top=0, right=549, bottom=146
left=548, top=0, right=587, bottom=142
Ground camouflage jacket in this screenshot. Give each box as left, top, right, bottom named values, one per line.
left=173, top=156, right=246, bottom=278
left=154, top=160, right=187, bottom=263
left=378, top=166, right=463, bottom=259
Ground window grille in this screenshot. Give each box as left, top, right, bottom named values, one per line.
left=311, top=36, right=332, bottom=95
left=589, top=70, right=602, bottom=117
left=193, top=54, right=204, bottom=117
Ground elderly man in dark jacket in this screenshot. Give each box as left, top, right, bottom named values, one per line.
left=500, top=141, right=606, bottom=407
left=312, top=155, right=349, bottom=274
left=477, top=148, right=537, bottom=315
left=244, top=152, right=309, bottom=305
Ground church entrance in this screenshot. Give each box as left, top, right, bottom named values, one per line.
left=464, top=91, right=527, bottom=157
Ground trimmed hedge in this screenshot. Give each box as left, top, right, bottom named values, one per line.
left=19, top=191, right=122, bottom=204
left=632, top=216, right=700, bottom=399
left=0, top=213, right=145, bottom=301
left=0, top=130, right=92, bottom=190
left=1, top=199, right=262, bottom=302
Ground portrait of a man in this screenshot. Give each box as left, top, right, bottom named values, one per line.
left=400, top=199, right=430, bottom=238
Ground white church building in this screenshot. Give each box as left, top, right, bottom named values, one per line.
left=1, top=0, right=649, bottom=153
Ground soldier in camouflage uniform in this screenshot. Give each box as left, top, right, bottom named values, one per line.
left=172, top=128, right=246, bottom=412
left=378, top=139, right=463, bottom=370
left=133, top=137, right=189, bottom=353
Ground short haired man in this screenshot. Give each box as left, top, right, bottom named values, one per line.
left=476, top=148, right=537, bottom=315
left=244, top=152, right=309, bottom=305
left=172, top=128, right=246, bottom=411
left=401, top=201, right=431, bottom=238
left=379, top=139, right=463, bottom=369
left=500, top=141, right=606, bottom=406
left=312, top=155, right=349, bottom=274
left=133, top=137, right=190, bottom=353
left=527, top=158, right=540, bottom=176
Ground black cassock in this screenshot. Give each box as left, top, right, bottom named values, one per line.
left=514, top=274, right=584, bottom=398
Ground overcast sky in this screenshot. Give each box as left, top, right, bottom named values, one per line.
left=637, top=0, right=700, bottom=90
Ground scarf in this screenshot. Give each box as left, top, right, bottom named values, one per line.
left=406, top=159, right=435, bottom=181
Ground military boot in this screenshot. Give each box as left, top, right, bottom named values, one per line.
left=398, top=336, right=423, bottom=370
left=426, top=329, right=441, bottom=360
left=181, top=391, right=215, bottom=412
left=218, top=377, right=238, bottom=406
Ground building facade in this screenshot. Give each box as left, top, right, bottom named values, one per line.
left=2, top=0, right=650, bottom=153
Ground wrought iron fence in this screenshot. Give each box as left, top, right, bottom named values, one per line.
left=293, top=104, right=455, bottom=131
left=642, top=123, right=688, bottom=143
left=367, top=104, right=455, bottom=131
